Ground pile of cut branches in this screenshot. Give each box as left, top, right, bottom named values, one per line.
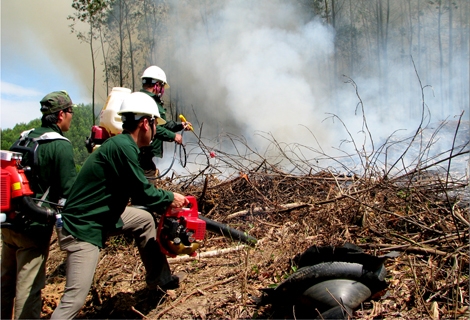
left=42, top=114, right=469, bottom=319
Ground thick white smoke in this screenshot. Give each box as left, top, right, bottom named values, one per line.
left=158, top=0, right=468, bottom=176
left=164, top=1, right=340, bottom=172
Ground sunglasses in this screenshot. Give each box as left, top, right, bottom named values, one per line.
left=63, top=108, right=74, bottom=114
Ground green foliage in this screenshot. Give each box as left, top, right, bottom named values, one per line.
left=1, top=119, right=41, bottom=150
left=64, top=104, right=94, bottom=167
left=0, top=104, right=94, bottom=168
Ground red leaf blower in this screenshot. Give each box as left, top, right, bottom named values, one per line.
left=156, top=196, right=206, bottom=258
left=1, top=151, right=55, bottom=227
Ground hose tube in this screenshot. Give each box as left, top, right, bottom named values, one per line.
left=0, top=196, right=57, bottom=229
left=21, top=196, right=56, bottom=224
left=199, top=215, right=257, bottom=247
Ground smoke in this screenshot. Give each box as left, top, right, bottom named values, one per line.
left=159, top=0, right=468, bottom=175
left=1, top=0, right=98, bottom=129
left=166, top=1, right=336, bottom=156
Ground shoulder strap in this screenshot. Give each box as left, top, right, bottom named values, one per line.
left=36, top=132, right=70, bottom=142
left=18, top=129, right=70, bottom=142
left=9, top=130, right=70, bottom=194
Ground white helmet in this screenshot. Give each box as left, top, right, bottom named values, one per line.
left=118, top=92, right=166, bottom=125
left=141, top=65, right=170, bottom=88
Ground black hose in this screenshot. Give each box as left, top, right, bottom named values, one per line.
left=199, top=215, right=257, bottom=247
left=156, top=131, right=187, bottom=179
left=1, top=196, right=57, bottom=228
left=133, top=204, right=258, bottom=246
left=21, top=196, right=56, bottom=224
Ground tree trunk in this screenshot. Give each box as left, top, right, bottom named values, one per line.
left=90, top=22, right=96, bottom=125
left=437, top=0, right=444, bottom=116
left=118, top=0, right=124, bottom=87
left=448, top=0, right=453, bottom=115
left=99, top=25, right=109, bottom=96
left=124, top=1, right=135, bottom=92
left=461, top=0, right=470, bottom=112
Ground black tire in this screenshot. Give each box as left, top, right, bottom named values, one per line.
left=318, top=305, right=353, bottom=319
left=271, top=261, right=387, bottom=304
left=302, top=279, right=371, bottom=309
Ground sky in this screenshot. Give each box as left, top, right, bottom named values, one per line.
left=1, top=1, right=100, bottom=130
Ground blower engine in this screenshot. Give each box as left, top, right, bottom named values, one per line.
left=0, top=150, right=55, bottom=227
left=156, top=196, right=206, bottom=257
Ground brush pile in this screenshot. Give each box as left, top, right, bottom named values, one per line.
left=41, top=118, right=469, bottom=319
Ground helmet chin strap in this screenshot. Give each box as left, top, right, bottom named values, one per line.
left=149, top=118, right=156, bottom=144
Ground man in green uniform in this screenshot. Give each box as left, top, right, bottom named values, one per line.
left=138, top=65, right=192, bottom=178
left=1, top=91, right=77, bottom=319
left=51, top=92, right=189, bottom=320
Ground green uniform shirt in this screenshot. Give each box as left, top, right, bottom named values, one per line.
left=139, top=89, right=184, bottom=159
left=61, top=132, right=174, bottom=248
left=19, top=125, right=77, bottom=233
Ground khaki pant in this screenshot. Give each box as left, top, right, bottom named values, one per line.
left=1, top=227, right=53, bottom=319
left=52, top=206, right=171, bottom=319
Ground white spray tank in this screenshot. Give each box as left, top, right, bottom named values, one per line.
left=86, top=87, right=131, bottom=153
left=99, top=87, right=131, bottom=135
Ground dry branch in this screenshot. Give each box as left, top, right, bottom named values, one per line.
left=168, top=245, right=247, bottom=264
left=226, top=202, right=311, bottom=219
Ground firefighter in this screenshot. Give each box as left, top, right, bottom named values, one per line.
left=138, top=65, right=192, bottom=178
left=51, top=92, right=189, bottom=320
left=1, top=91, right=77, bottom=319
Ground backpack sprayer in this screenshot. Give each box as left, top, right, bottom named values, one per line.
left=85, top=88, right=187, bottom=178
left=0, top=150, right=56, bottom=228
left=155, top=194, right=259, bottom=257
left=85, top=87, right=130, bottom=153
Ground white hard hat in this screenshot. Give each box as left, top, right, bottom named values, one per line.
left=141, top=65, right=170, bottom=88
left=118, top=92, right=166, bottom=125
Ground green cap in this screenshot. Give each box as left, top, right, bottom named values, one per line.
left=40, top=90, right=76, bottom=115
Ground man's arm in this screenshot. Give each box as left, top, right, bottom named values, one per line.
left=154, top=125, right=177, bottom=142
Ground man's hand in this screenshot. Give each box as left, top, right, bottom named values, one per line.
left=174, top=133, right=183, bottom=144
left=182, top=121, right=193, bottom=131
left=171, top=192, right=189, bottom=208
left=179, top=115, right=193, bottom=131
